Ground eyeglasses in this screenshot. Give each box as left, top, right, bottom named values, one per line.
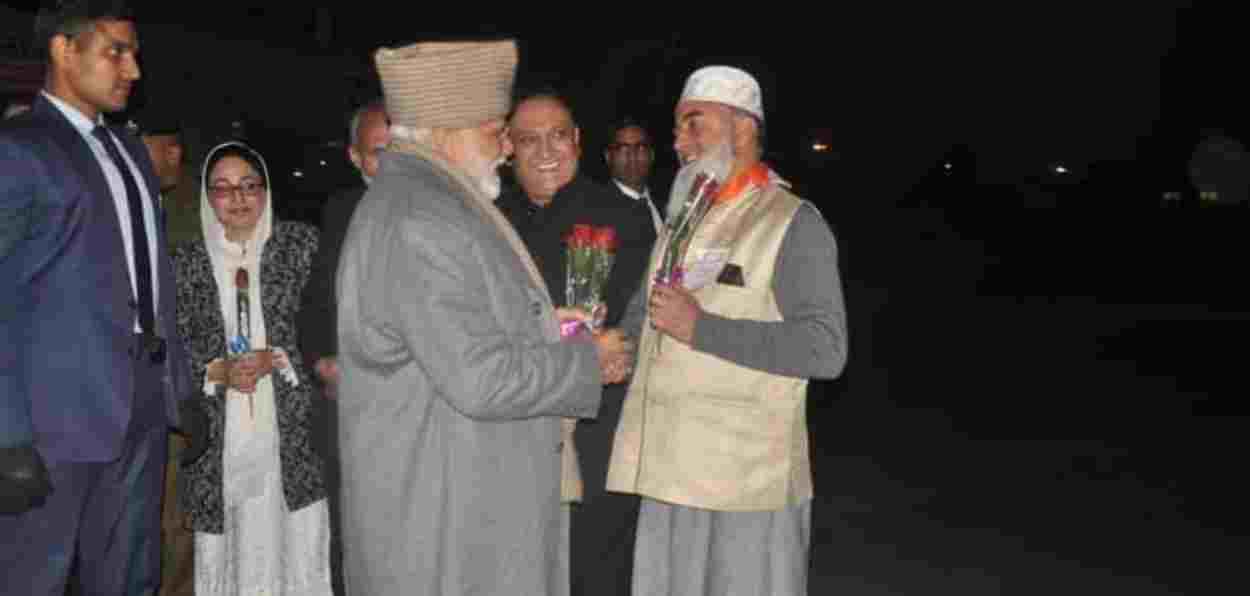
left=208, top=181, right=266, bottom=199
left=511, top=127, right=576, bottom=152
left=608, top=142, right=652, bottom=155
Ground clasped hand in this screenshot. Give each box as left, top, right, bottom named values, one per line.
left=207, top=349, right=289, bottom=394
left=556, top=307, right=634, bottom=385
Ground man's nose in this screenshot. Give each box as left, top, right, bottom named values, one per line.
left=124, top=56, right=141, bottom=81
left=537, top=138, right=558, bottom=158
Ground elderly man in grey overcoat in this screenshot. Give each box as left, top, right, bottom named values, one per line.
left=334, top=39, right=631, bottom=596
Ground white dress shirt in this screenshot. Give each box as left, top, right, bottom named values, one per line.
left=43, top=91, right=160, bottom=332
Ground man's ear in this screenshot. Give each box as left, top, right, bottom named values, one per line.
left=162, top=143, right=181, bottom=168
left=732, top=114, right=759, bottom=156
left=49, top=34, right=74, bottom=71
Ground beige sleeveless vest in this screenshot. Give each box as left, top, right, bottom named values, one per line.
left=606, top=182, right=811, bottom=511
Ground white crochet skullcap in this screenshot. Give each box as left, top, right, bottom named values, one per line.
left=678, top=65, right=763, bottom=121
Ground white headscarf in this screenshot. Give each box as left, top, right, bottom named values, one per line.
left=200, top=141, right=274, bottom=324
left=199, top=141, right=281, bottom=504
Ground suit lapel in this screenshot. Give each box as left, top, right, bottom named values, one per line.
left=32, top=96, right=133, bottom=317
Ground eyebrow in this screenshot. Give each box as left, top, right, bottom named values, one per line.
left=210, top=175, right=262, bottom=184
left=512, top=124, right=572, bottom=134
left=99, top=35, right=139, bottom=54
left=678, top=110, right=705, bottom=125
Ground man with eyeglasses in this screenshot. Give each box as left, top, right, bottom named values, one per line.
left=605, top=118, right=663, bottom=233
left=495, top=90, right=657, bottom=596
left=298, top=97, right=389, bottom=596
left=0, top=2, right=201, bottom=594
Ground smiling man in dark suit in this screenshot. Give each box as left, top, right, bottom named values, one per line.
left=496, top=90, right=657, bottom=596
left=0, top=3, right=200, bottom=594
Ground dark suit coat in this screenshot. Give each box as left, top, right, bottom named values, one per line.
left=495, top=175, right=657, bottom=329
left=0, top=94, right=191, bottom=461
left=496, top=175, right=657, bottom=504
left=172, top=221, right=326, bottom=533
left=297, top=184, right=365, bottom=371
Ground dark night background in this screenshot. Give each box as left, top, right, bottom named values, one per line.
left=4, top=3, right=1247, bottom=594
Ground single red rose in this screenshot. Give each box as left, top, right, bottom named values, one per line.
left=567, top=223, right=595, bottom=248
left=592, top=226, right=617, bottom=251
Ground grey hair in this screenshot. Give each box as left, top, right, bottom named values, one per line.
left=728, top=106, right=765, bottom=158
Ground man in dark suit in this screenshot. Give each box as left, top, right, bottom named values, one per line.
left=605, top=117, right=664, bottom=234
left=0, top=3, right=200, bottom=594
left=298, top=98, right=389, bottom=596
left=497, top=91, right=657, bottom=596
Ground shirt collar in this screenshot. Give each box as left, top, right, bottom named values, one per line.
left=613, top=179, right=649, bottom=201
left=41, top=90, right=105, bottom=137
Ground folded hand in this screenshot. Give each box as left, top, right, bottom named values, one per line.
left=227, top=349, right=274, bottom=394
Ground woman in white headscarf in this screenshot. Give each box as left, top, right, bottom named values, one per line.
left=173, top=141, right=331, bottom=595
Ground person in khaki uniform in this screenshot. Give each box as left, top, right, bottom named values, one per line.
left=607, top=65, right=848, bottom=596
left=131, top=106, right=196, bottom=596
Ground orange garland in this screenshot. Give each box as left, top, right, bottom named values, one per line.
left=715, top=162, right=772, bottom=204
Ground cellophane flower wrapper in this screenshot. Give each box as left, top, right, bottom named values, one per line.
left=655, top=172, right=720, bottom=288
left=562, top=224, right=617, bottom=338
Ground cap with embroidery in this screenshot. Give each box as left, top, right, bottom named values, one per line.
left=678, top=65, right=764, bottom=122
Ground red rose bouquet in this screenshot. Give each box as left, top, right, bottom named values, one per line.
left=562, top=224, right=617, bottom=337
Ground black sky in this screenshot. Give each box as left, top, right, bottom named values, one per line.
left=9, top=3, right=1242, bottom=193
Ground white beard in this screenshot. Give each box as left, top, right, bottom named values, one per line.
left=478, top=155, right=507, bottom=200
left=479, top=172, right=502, bottom=200
left=667, top=140, right=735, bottom=220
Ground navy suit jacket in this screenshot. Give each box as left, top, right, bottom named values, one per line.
left=0, top=94, right=191, bottom=463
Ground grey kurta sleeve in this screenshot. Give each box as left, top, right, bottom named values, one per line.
left=385, top=208, right=603, bottom=422
left=619, top=282, right=650, bottom=341
left=690, top=202, right=848, bottom=379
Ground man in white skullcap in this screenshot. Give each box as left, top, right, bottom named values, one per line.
left=334, top=39, right=631, bottom=596
left=607, top=65, right=848, bottom=595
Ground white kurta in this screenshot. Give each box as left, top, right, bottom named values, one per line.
left=194, top=417, right=333, bottom=596
left=194, top=142, right=333, bottom=596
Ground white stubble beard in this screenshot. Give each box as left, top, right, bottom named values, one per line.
left=666, top=139, right=735, bottom=220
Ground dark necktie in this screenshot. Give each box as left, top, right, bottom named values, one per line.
left=92, top=125, right=155, bottom=336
